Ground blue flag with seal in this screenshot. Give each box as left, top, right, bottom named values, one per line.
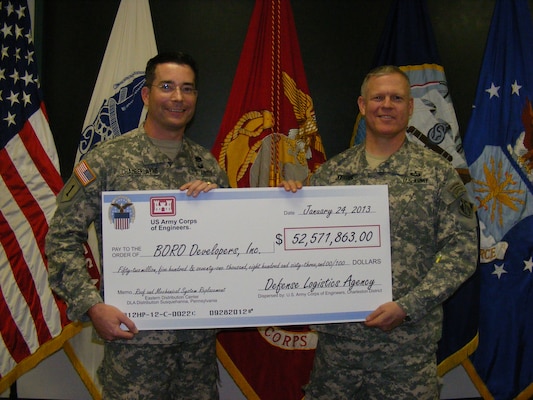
left=463, top=1, right=533, bottom=399
left=351, top=0, right=469, bottom=176
left=351, top=0, right=479, bottom=377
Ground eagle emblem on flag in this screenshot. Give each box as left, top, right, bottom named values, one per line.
left=217, top=71, right=325, bottom=187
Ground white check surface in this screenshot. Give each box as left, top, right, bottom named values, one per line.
left=102, top=186, right=392, bottom=330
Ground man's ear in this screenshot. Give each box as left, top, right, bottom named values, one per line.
left=141, top=86, right=150, bottom=106
left=357, top=96, right=366, bottom=116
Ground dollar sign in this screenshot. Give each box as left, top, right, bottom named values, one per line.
left=275, top=233, right=283, bottom=245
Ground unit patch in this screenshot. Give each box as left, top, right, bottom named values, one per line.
left=59, top=176, right=81, bottom=203
left=459, top=198, right=474, bottom=218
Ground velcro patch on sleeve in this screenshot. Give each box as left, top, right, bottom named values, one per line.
left=444, top=180, right=475, bottom=220
left=447, top=181, right=467, bottom=199
left=59, top=176, right=81, bottom=203
left=459, top=197, right=474, bottom=219
left=74, top=160, right=96, bottom=186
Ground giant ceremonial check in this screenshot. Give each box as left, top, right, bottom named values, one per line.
left=102, top=186, right=392, bottom=330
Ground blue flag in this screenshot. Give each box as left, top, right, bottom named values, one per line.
left=463, top=1, right=533, bottom=399
left=351, top=0, right=469, bottom=173
left=352, top=0, right=478, bottom=376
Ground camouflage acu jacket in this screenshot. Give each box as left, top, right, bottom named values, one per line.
left=46, top=127, right=228, bottom=344
left=310, top=140, right=478, bottom=346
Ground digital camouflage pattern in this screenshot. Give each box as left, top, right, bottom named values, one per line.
left=46, top=125, right=227, bottom=399
left=99, top=336, right=218, bottom=399
left=305, top=140, right=478, bottom=399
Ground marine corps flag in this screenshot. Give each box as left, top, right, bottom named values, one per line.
left=211, top=0, right=326, bottom=189
left=463, top=1, right=533, bottom=398
left=213, top=0, right=325, bottom=398
left=350, top=0, right=479, bottom=378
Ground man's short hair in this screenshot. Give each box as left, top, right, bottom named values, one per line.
left=360, top=65, right=411, bottom=97
left=144, top=52, right=199, bottom=87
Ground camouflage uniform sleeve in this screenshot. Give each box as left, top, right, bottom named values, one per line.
left=396, top=166, right=478, bottom=323
left=45, top=161, right=104, bottom=322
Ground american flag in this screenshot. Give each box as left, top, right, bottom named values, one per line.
left=0, top=0, right=79, bottom=392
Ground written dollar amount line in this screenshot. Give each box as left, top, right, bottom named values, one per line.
left=282, top=225, right=381, bottom=250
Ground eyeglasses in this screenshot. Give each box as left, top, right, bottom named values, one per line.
left=151, top=83, right=198, bottom=96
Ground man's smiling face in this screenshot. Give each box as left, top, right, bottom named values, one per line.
left=142, top=62, right=197, bottom=139
left=358, top=72, right=413, bottom=141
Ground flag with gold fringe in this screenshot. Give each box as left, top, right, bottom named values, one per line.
left=212, top=0, right=326, bottom=189
left=66, top=1, right=157, bottom=398
left=463, top=1, right=533, bottom=398
left=0, top=0, right=82, bottom=394
left=350, top=0, right=479, bottom=378
left=212, top=0, right=326, bottom=398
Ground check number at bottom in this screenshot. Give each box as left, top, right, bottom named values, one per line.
left=125, top=309, right=255, bottom=319
left=282, top=225, right=381, bottom=250
left=125, top=311, right=196, bottom=319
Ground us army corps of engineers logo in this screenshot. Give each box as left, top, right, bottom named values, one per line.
left=150, top=196, right=176, bottom=217
left=108, top=196, right=135, bottom=230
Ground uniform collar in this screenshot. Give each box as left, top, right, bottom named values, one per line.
left=138, top=125, right=194, bottom=166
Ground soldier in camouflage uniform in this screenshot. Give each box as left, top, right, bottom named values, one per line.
left=46, top=52, right=228, bottom=399
left=304, top=66, right=478, bottom=399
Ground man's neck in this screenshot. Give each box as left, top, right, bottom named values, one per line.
left=144, top=120, right=185, bottom=141
left=365, top=132, right=406, bottom=158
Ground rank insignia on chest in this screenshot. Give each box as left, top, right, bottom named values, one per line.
left=195, top=156, right=204, bottom=169
left=336, top=174, right=355, bottom=181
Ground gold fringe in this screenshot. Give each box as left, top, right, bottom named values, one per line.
left=0, top=321, right=82, bottom=394
left=62, top=336, right=102, bottom=400
left=437, top=332, right=479, bottom=376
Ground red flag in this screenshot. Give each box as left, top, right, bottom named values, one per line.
left=0, top=0, right=81, bottom=392
left=213, top=1, right=324, bottom=398
left=212, top=0, right=326, bottom=189
left=217, top=327, right=317, bottom=400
